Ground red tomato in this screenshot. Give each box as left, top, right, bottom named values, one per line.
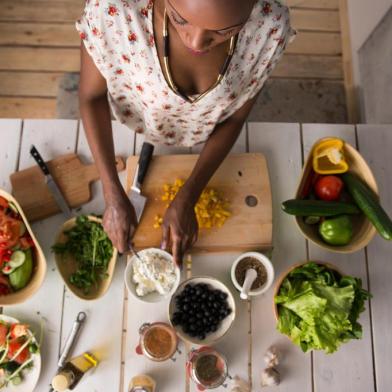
left=19, top=236, right=34, bottom=250
left=0, top=197, right=8, bottom=209
left=0, top=211, right=20, bottom=249
left=10, top=324, right=29, bottom=339
left=7, top=338, right=31, bottom=364
left=315, top=176, right=344, bottom=201
left=0, top=323, right=8, bottom=346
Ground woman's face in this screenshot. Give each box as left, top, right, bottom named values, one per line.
left=165, top=0, right=255, bottom=55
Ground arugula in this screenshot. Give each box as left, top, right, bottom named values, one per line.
left=52, top=215, right=113, bottom=294
left=275, top=262, right=371, bottom=354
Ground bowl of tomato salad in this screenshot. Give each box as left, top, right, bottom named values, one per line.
left=0, top=189, right=46, bottom=305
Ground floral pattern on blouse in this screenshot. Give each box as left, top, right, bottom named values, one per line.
left=76, top=0, right=295, bottom=147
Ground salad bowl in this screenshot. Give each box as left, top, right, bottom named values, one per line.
left=0, top=189, right=46, bottom=306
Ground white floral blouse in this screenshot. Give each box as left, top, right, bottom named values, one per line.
left=76, top=0, right=295, bottom=147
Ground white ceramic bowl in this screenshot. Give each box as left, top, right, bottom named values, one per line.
left=231, top=252, right=275, bottom=297
left=168, top=276, right=236, bottom=346
left=124, top=248, right=181, bottom=303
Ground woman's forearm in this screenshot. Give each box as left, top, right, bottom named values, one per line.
left=180, top=96, right=258, bottom=205
left=79, top=95, right=122, bottom=201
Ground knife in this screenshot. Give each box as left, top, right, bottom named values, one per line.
left=30, top=145, right=73, bottom=219
left=129, top=142, right=154, bottom=222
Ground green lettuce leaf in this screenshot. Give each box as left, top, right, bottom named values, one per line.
left=275, top=262, right=371, bottom=354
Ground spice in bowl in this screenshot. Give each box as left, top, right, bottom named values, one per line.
left=235, top=257, right=267, bottom=290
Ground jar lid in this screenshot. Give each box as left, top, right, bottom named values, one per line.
left=52, top=371, right=74, bottom=391
left=130, top=388, right=151, bottom=392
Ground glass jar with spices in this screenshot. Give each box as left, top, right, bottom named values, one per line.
left=136, top=322, right=180, bottom=362
left=187, top=347, right=230, bottom=389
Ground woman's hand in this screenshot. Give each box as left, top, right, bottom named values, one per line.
left=161, top=193, right=199, bottom=266
left=103, top=186, right=138, bottom=253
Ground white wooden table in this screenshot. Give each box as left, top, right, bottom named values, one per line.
left=0, top=119, right=391, bottom=392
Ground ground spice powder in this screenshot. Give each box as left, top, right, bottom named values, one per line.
left=235, top=257, right=267, bottom=290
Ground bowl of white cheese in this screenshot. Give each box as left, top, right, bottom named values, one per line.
left=125, top=248, right=181, bottom=303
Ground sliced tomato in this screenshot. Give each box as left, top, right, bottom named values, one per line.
left=0, top=211, right=21, bottom=249
left=7, top=338, right=31, bottom=364
left=10, top=324, right=29, bottom=339
left=0, top=284, right=10, bottom=296
left=0, top=197, right=8, bottom=209
left=0, top=323, right=8, bottom=346
left=19, top=236, right=34, bottom=250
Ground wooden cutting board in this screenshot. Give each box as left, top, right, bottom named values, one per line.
left=10, top=153, right=125, bottom=221
left=127, top=153, right=272, bottom=252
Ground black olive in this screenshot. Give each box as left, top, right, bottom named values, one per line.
left=198, top=333, right=206, bottom=340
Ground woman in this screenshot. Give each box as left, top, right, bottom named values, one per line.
left=77, top=0, right=294, bottom=264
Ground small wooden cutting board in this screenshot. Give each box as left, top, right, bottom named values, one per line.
left=126, top=153, right=272, bottom=253
left=10, top=153, right=125, bottom=222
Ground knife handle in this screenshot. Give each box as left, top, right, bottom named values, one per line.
left=30, top=145, right=50, bottom=176
left=137, top=142, right=154, bottom=187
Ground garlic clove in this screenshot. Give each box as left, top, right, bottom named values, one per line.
left=264, top=345, right=281, bottom=367
left=261, top=367, right=280, bottom=387
left=230, top=375, right=251, bottom=392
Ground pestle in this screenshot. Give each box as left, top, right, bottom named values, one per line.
left=240, top=268, right=257, bottom=300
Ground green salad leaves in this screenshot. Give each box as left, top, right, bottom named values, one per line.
left=275, top=262, right=371, bottom=354
left=52, top=215, right=113, bottom=294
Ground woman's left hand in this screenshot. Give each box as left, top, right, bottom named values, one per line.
left=161, top=193, right=198, bottom=267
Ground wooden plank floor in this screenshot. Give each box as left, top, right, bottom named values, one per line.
left=0, top=0, right=349, bottom=119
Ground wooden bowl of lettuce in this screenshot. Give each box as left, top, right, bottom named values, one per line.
left=273, top=261, right=370, bottom=354
left=53, top=215, right=117, bottom=301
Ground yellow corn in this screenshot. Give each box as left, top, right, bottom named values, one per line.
left=153, top=178, right=231, bottom=230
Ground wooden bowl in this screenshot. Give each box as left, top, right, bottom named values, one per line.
left=273, top=261, right=343, bottom=321
left=54, top=216, right=118, bottom=301
left=296, top=138, right=378, bottom=253
left=0, top=189, right=47, bottom=306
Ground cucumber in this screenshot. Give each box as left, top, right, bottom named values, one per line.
left=342, top=172, right=392, bottom=240
left=9, top=249, right=33, bottom=290
left=9, top=250, right=26, bottom=269
left=282, top=199, right=360, bottom=217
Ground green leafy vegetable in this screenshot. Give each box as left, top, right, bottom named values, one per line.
left=52, top=215, right=113, bottom=294
left=275, top=262, right=371, bottom=354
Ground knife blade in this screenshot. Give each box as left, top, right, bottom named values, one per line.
left=129, top=142, right=154, bottom=222
left=30, top=145, right=73, bottom=219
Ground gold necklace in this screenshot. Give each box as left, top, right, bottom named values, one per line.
left=162, top=8, right=237, bottom=104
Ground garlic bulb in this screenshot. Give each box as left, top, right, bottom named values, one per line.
left=230, top=376, right=250, bottom=392
left=261, top=367, right=280, bottom=387
left=264, top=345, right=281, bottom=368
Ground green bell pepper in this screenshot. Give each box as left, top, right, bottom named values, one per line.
left=319, top=215, right=353, bottom=246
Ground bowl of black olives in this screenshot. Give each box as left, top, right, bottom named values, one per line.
left=169, top=276, right=236, bottom=345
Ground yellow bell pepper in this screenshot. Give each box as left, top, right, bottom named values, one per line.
left=312, top=138, right=349, bottom=174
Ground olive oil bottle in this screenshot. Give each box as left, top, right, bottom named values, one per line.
left=51, top=352, right=98, bottom=391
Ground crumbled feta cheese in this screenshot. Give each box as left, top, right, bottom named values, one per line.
left=132, top=251, right=177, bottom=297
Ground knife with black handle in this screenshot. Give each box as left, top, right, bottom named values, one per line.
left=30, top=145, right=73, bottom=219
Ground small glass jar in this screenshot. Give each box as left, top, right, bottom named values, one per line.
left=187, top=347, right=230, bottom=389
left=129, top=374, right=156, bottom=392
left=136, top=322, right=180, bottom=362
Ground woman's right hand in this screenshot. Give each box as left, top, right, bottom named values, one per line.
left=102, top=186, right=138, bottom=253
